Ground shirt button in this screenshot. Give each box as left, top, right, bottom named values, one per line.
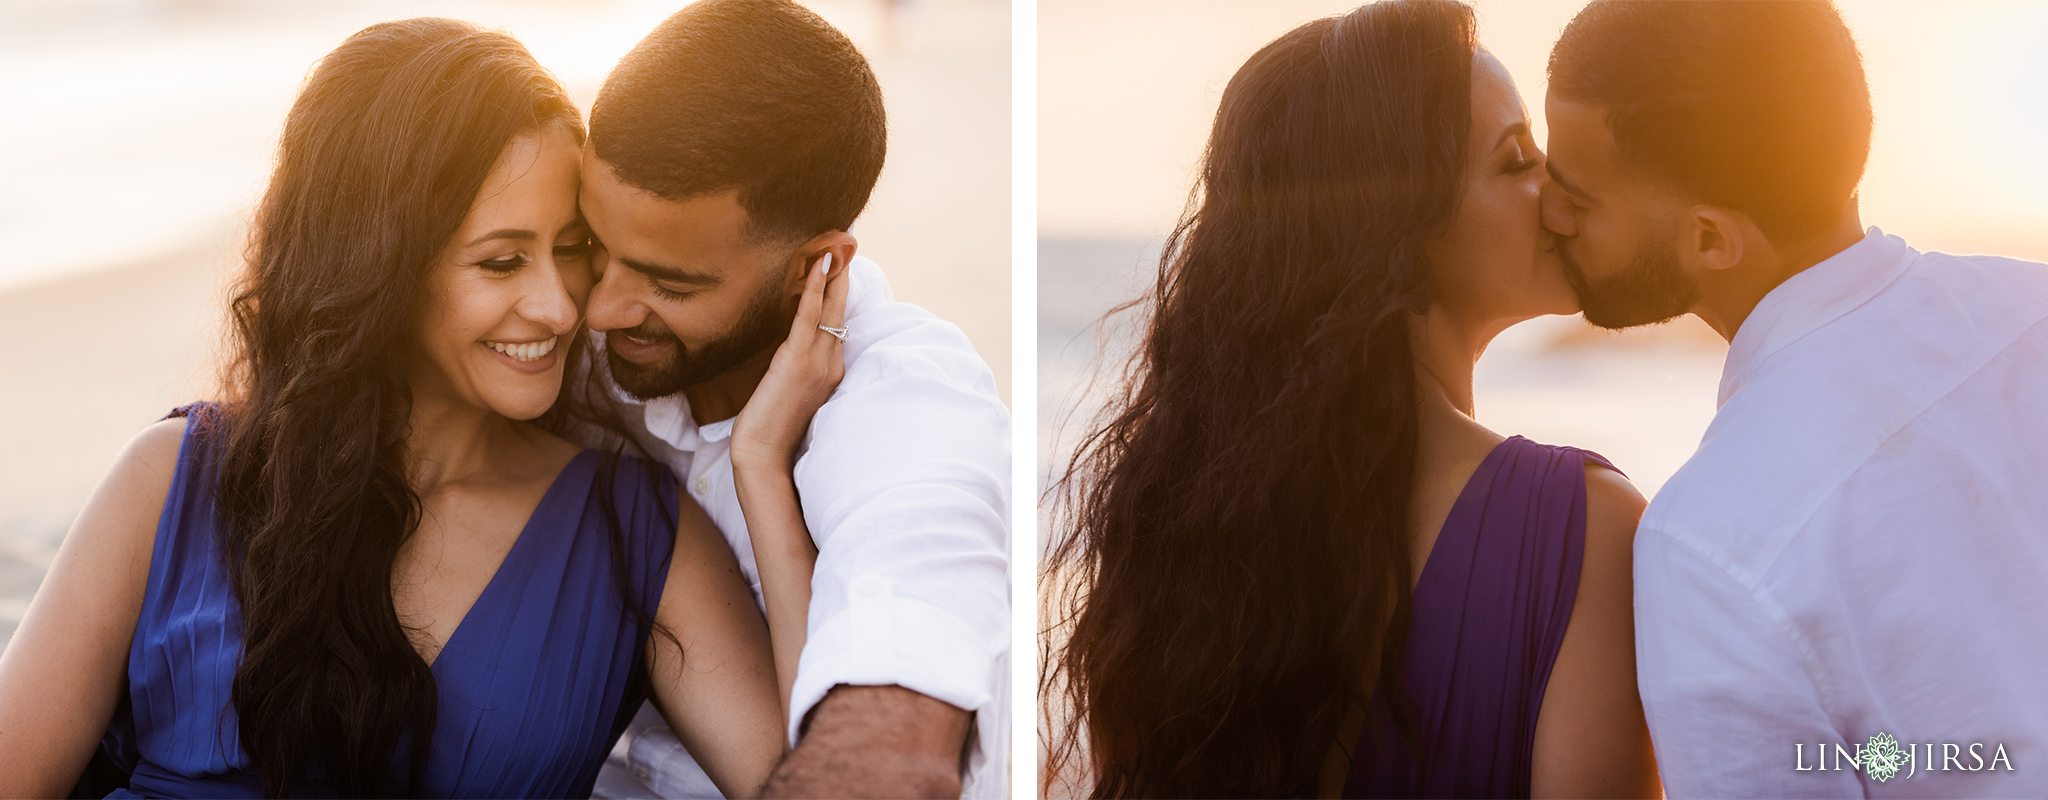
left=634, top=767, right=650, bottom=781
left=692, top=476, right=710, bottom=496
left=854, top=573, right=889, bottom=599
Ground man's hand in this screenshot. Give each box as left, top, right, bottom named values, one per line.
left=760, top=684, right=972, bottom=799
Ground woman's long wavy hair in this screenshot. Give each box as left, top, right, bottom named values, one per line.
left=214, top=18, right=662, bottom=797
left=1043, top=2, right=1478, bottom=796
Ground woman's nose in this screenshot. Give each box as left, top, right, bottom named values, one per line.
left=519, top=259, right=581, bottom=333
left=1539, top=181, right=1577, bottom=237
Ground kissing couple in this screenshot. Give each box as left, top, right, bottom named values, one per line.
left=1047, top=0, right=2048, bottom=797
left=0, top=1, right=1010, bottom=798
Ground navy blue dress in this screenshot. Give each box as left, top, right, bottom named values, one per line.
left=1344, top=436, right=1617, bottom=798
left=103, top=403, right=679, bottom=797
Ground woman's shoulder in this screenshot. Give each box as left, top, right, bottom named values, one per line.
left=118, top=402, right=233, bottom=493
left=132, top=415, right=192, bottom=462
left=67, top=410, right=206, bottom=584
left=108, top=416, right=192, bottom=507
left=1578, top=461, right=1646, bottom=557
left=1497, top=435, right=1646, bottom=556
left=1495, top=434, right=1624, bottom=478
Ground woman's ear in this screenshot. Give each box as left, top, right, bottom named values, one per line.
left=785, top=232, right=859, bottom=294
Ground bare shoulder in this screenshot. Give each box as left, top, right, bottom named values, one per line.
left=72, top=416, right=190, bottom=557
left=1581, top=461, right=1646, bottom=555
left=110, top=417, right=190, bottom=508
left=131, top=415, right=190, bottom=456
left=56, top=413, right=188, bottom=579
left=0, top=417, right=187, bottom=797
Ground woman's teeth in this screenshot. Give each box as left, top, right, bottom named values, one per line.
left=486, top=336, right=557, bottom=363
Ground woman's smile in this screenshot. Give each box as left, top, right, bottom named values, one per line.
left=481, top=334, right=560, bottom=372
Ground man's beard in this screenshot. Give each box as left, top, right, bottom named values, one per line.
left=1561, top=229, right=1701, bottom=331
left=605, top=281, right=792, bottom=400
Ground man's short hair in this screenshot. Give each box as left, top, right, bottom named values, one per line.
left=591, top=0, right=886, bottom=242
left=1548, top=0, right=1872, bottom=240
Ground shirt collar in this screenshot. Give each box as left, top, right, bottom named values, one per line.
left=1717, top=227, right=1915, bottom=407
left=588, top=337, right=742, bottom=452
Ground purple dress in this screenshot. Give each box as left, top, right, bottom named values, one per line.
left=1344, top=435, right=1617, bottom=798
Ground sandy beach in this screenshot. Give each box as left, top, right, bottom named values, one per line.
left=0, top=0, right=1010, bottom=649
left=0, top=231, right=238, bottom=642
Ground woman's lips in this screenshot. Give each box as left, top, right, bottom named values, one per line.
left=480, top=335, right=559, bottom=374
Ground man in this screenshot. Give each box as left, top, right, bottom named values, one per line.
left=1543, top=1, right=2048, bottom=796
left=574, top=1, right=1010, bottom=797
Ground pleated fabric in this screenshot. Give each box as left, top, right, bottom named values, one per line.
left=1344, top=435, right=1616, bottom=798
left=105, top=402, right=678, bottom=798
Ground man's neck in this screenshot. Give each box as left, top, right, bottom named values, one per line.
left=1695, top=212, right=1867, bottom=341
left=681, top=347, right=777, bottom=425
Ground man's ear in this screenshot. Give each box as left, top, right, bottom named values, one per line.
left=1681, top=205, right=1747, bottom=273
left=784, top=231, right=859, bottom=294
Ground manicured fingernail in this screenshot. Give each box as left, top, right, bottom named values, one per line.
left=818, top=253, right=834, bottom=275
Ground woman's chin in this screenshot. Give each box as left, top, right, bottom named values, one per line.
left=1530, top=272, right=1584, bottom=318
left=1493, top=286, right=1582, bottom=322
left=1547, top=297, right=1585, bottom=318
left=482, top=385, right=564, bottom=422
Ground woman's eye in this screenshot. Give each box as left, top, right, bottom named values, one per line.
left=479, top=255, right=527, bottom=274
left=554, top=238, right=595, bottom=258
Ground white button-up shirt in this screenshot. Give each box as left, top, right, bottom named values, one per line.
left=1634, top=228, right=2048, bottom=797
left=589, top=256, right=1011, bottom=799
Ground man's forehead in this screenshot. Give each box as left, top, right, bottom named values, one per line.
left=1544, top=94, right=1613, bottom=149
left=586, top=173, right=747, bottom=244
left=1544, top=94, right=1625, bottom=187
left=582, top=179, right=784, bottom=287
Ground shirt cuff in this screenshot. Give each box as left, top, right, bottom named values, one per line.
left=787, top=570, right=1003, bottom=747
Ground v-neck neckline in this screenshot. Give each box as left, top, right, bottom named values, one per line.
left=425, top=448, right=595, bottom=670
left=1410, top=435, right=1520, bottom=597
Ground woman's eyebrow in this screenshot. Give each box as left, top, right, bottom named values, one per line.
left=466, top=228, right=537, bottom=246
left=1494, top=121, right=1530, bottom=149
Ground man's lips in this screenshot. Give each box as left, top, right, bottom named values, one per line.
left=606, top=331, right=673, bottom=364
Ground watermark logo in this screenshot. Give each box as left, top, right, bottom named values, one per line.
left=1797, top=732, right=2013, bottom=780
left=1862, top=733, right=1907, bottom=782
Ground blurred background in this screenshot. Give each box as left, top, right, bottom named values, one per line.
left=1040, top=0, right=2048, bottom=521
left=0, top=0, right=1009, bottom=649
left=1038, top=3, right=2048, bottom=789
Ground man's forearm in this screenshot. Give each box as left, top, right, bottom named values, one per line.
left=761, top=684, right=972, bottom=799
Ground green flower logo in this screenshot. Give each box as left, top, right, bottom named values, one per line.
left=1863, top=732, right=1907, bottom=782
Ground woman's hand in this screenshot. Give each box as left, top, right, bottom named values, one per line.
left=732, top=252, right=851, bottom=474
left=727, top=248, right=846, bottom=721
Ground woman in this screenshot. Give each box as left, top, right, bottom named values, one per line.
left=1044, top=1, right=1660, bottom=797
left=0, top=19, right=839, bottom=798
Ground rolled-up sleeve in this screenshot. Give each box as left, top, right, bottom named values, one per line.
left=785, top=312, right=1012, bottom=772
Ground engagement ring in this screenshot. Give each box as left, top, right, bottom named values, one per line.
left=817, top=324, right=849, bottom=342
